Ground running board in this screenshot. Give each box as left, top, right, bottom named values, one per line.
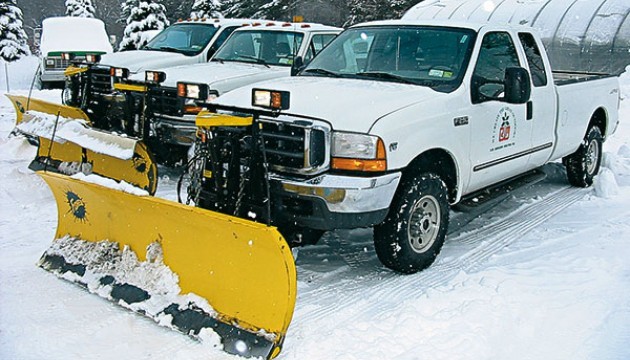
left=449, top=169, right=547, bottom=234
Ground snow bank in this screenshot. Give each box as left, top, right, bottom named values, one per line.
left=0, top=56, right=39, bottom=91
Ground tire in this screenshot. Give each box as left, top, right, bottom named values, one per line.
left=564, top=126, right=603, bottom=188
left=374, top=172, right=449, bottom=274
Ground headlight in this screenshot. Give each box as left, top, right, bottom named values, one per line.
left=252, top=88, right=290, bottom=110
left=177, top=82, right=208, bottom=100
left=45, top=58, right=55, bottom=66
left=85, top=54, right=101, bottom=64
left=145, top=70, right=166, bottom=84
left=110, top=67, right=129, bottom=79
left=331, top=132, right=387, bottom=172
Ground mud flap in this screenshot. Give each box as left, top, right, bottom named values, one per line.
left=5, top=94, right=90, bottom=126
left=36, top=171, right=297, bottom=359
left=16, top=111, right=157, bottom=195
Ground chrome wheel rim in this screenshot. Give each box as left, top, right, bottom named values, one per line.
left=407, top=195, right=441, bottom=253
left=586, top=139, right=600, bottom=175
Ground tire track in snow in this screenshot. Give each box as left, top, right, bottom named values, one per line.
left=294, top=185, right=588, bottom=325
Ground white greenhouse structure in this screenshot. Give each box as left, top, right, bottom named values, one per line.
left=403, top=0, right=630, bottom=75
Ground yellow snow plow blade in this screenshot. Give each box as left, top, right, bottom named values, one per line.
left=36, top=171, right=297, bottom=359
left=17, top=112, right=157, bottom=195
left=5, top=94, right=90, bottom=126
left=34, top=137, right=157, bottom=195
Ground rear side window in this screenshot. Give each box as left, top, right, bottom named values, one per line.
left=304, top=34, right=337, bottom=63
left=518, top=32, right=548, bottom=87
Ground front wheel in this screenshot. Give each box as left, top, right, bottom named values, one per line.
left=374, top=172, right=449, bottom=274
left=564, top=126, right=603, bottom=187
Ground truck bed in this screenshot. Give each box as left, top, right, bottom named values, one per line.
left=553, top=71, right=614, bottom=86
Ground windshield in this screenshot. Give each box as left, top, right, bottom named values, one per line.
left=213, top=30, right=304, bottom=67
left=144, top=24, right=219, bottom=56
left=302, top=26, right=477, bottom=92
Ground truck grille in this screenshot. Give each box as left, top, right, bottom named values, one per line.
left=45, top=57, right=71, bottom=70
left=148, top=87, right=180, bottom=117
left=89, top=66, right=113, bottom=94
left=259, top=119, right=329, bottom=175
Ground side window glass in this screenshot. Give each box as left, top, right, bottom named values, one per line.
left=207, top=26, right=238, bottom=60
left=471, top=32, right=520, bottom=104
left=304, top=34, right=336, bottom=63
left=518, top=32, right=548, bottom=87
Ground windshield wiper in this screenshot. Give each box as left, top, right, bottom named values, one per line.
left=356, top=71, right=418, bottom=85
left=302, top=68, right=340, bottom=78
left=157, top=46, right=182, bottom=53
left=236, top=55, right=270, bottom=68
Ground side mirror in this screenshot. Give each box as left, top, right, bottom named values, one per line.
left=291, top=56, right=304, bottom=76
left=504, top=67, right=531, bottom=104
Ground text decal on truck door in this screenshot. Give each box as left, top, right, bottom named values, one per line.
left=491, top=107, right=517, bottom=152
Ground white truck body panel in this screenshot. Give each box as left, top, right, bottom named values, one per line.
left=101, top=19, right=262, bottom=75
left=136, top=23, right=341, bottom=94
left=213, top=20, right=620, bottom=204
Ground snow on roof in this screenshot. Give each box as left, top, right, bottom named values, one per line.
left=403, top=0, right=630, bottom=75
left=40, top=17, right=113, bottom=56
left=233, top=21, right=342, bottom=33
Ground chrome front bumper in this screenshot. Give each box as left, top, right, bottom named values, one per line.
left=40, top=69, right=66, bottom=83
left=276, top=172, right=401, bottom=214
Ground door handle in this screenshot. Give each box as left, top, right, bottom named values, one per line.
left=526, top=101, right=533, bottom=120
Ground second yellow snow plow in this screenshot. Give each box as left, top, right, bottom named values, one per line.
left=9, top=96, right=157, bottom=194
left=6, top=94, right=90, bottom=126
left=37, top=171, right=297, bottom=359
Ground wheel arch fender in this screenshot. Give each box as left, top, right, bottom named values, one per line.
left=588, top=107, right=608, bottom=138
left=402, top=148, right=461, bottom=204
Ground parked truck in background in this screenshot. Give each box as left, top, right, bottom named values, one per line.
left=116, top=22, right=340, bottom=164
left=189, top=20, right=620, bottom=272
left=63, top=18, right=260, bottom=128
left=38, top=17, right=113, bottom=89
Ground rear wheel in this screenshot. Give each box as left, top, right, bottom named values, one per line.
left=564, top=126, right=603, bottom=187
left=374, top=172, right=449, bottom=274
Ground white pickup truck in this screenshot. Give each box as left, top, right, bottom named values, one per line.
left=71, top=18, right=260, bottom=127
left=129, top=22, right=340, bottom=163
left=195, top=20, right=620, bottom=274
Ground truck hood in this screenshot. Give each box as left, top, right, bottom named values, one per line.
left=131, top=61, right=288, bottom=88
left=214, top=76, right=442, bottom=133
left=100, top=50, right=190, bottom=74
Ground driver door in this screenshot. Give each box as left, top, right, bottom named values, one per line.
left=466, top=30, right=532, bottom=193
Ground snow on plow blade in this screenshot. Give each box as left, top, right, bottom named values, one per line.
left=6, top=94, right=90, bottom=126
left=36, top=171, right=297, bottom=359
left=16, top=111, right=157, bottom=195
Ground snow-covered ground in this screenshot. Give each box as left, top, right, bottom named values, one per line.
left=1, top=57, right=630, bottom=360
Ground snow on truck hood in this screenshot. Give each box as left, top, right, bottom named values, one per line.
left=40, top=17, right=113, bottom=55
left=136, top=61, right=288, bottom=88
left=214, top=76, right=441, bottom=133
left=100, top=50, right=190, bottom=74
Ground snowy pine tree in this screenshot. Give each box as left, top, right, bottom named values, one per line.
left=191, top=0, right=222, bottom=20
left=119, top=0, right=170, bottom=51
left=346, top=0, right=415, bottom=26
left=221, top=0, right=290, bottom=20
left=65, top=0, right=96, bottom=18
left=0, top=0, right=30, bottom=62
left=119, top=0, right=138, bottom=24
